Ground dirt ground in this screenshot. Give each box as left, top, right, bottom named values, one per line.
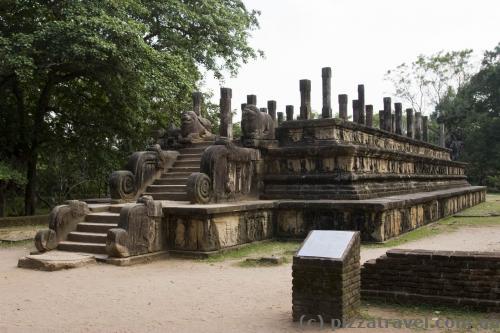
left=1, top=222, right=500, bottom=333
left=2, top=196, right=500, bottom=333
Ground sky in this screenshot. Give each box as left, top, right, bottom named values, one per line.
left=205, top=0, right=500, bottom=120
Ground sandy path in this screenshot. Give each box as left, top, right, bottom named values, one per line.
left=1, top=225, right=500, bottom=333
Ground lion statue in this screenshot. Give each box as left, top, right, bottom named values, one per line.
left=179, top=111, right=214, bottom=142
left=241, top=105, right=275, bottom=140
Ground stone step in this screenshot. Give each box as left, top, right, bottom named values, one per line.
left=58, top=241, right=107, bottom=255
left=153, top=177, right=189, bottom=185
left=161, top=171, right=193, bottom=178
left=67, top=231, right=107, bottom=243
left=173, top=160, right=201, bottom=168
left=178, top=147, right=206, bottom=155
left=168, top=166, right=200, bottom=173
left=145, top=192, right=188, bottom=201
left=146, top=184, right=187, bottom=193
left=88, top=204, right=112, bottom=213
left=85, top=212, right=120, bottom=224
left=77, top=222, right=118, bottom=233
left=178, top=154, right=202, bottom=160
left=108, top=205, right=124, bottom=214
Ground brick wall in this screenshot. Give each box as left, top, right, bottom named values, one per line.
left=292, top=233, right=360, bottom=322
left=361, top=249, right=500, bottom=312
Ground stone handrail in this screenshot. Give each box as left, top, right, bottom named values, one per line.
left=109, top=144, right=178, bottom=201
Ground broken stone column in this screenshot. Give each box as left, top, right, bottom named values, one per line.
left=219, top=87, right=232, bottom=140
left=286, top=105, right=294, bottom=121
left=383, top=97, right=392, bottom=131
left=415, top=112, right=422, bottom=140
left=322, top=67, right=332, bottom=118
left=260, top=107, right=268, bottom=113
left=241, top=103, right=247, bottom=112
left=300, top=79, right=311, bottom=120
left=394, top=102, right=403, bottom=135
left=268, top=100, right=277, bottom=127
left=247, top=94, right=257, bottom=106
left=338, top=94, right=348, bottom=120
left=378, top=110, right=384, bottom=130
left=277, top=112, right=284, bottom=126
left=365, top=105, right=373, bottom=127
left=357, top=85, right=365, bottom=125
left=406, top=108, right=414, bottom=139
left=422, top=116, right=429, bottom=142
left=352, top=100, right=359, bottom=123
left=192, top=91, right=203, bottom=116
left=439, top=123, right=446, bottom=147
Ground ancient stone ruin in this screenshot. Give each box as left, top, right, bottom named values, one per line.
left=26, top=66, right=485, bottom=264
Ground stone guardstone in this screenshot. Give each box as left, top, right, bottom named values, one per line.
left=18, top=251, right=96, bottom=271
left=292, top=230, right=360, bottom=325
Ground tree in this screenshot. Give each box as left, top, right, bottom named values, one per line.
left=0, top=161, right=26, bottom=216
left=385, top=49, right=475, bottom=114
left=436, top=43, right=500, bottom=189
left=0, top=0, right=261, bottom=214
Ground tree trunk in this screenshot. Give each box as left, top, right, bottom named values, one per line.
left=0, top=183, right=6, bottom=217
left=24, top=150, right=37, bottom=215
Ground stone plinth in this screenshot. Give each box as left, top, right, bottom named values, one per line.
left=292, top=230, right=360, bottom=324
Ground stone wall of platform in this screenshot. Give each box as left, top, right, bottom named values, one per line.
left=275, top=187, right=486, bottom=242
left=361, top=249, right=500, bottom=312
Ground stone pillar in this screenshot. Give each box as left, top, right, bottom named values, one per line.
left=260, top=107, right=268, bottom=113
left=365, top=105, right=373, bottom=127
left=352, top=100, right=359, bottom=123
left=383, top=97, right=392, bottom=132
left=299, top=79, right=311, bottom=120
left=247, top=94, right=257, bottom=106
left=422, top=116, right=429, bottom=142
left=268, top=100, right=277, bottom=127
left=378, top=111, right=384, bottom=130
left=241, top=103, right=247, bottom=112
left=219, top=87, right=232, bottom=140
left=439, top=123, right=446, bottom=147
left=338, top=94, right=348, bottom=120
left=394, top=102, right=403, bottom=135
left=406, top=108, right=414, bottom=139
left=286, top=105, right=294, bottom=121
left=277, top=112, right=284, bottom=126
left=192, top=91, right=203, bottom=116
left=357, top=84, right=365, bottom=125
left=415, top=112, right=422, bottom=140
left=392, top=114, right=395, bottom=133
left=322, top=67, right=332, bottom=118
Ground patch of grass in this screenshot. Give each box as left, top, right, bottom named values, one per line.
left=364, top=300, right=500, bottom=332
left=363, top=223, right=446, bottom=249
left=0, top=239, right=33, bottom=248
left=203, top=240, right=301, bottom=263
left=236, top=256, right=289, bottom=268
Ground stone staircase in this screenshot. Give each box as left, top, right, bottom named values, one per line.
left=143, top=140, right=212, bottom=201
left=57, top=204, right=122, bottom=255
left=56, top=140, right=212, bottom=256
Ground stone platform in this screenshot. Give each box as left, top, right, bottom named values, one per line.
left=162, top=185, right=485, bottom=255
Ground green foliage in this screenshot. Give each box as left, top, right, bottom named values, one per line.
left=0, top=0, right=261, bottom=213
left=436, top=43, right=500, bottom=187
left=0, top=161, right=25, bottom=185
left=385, top=49, right=475, bottom=114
